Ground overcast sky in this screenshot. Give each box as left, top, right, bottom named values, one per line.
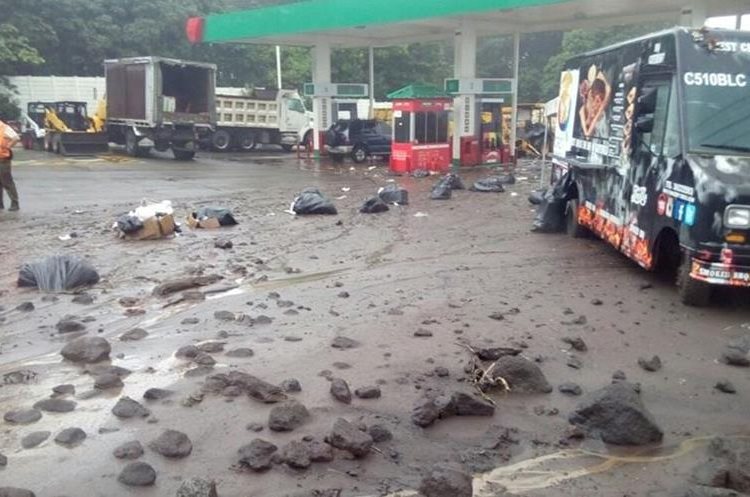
left=705, top=14, right=749, bottom=30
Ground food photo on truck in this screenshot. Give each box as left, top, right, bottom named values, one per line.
left=539, top=26, right=750, bottom=306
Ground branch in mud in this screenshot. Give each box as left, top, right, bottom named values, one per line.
left=152, top=274, right=223, bottom=297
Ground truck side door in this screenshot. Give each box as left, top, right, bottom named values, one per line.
left=627, top=76, right=680, bottom=264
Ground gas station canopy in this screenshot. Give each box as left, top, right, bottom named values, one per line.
left=194, top=0, right=744, bottom=47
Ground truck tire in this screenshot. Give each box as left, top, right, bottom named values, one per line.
left=211, top=130, right=232, bottom=152
left=566, top=199, right=588, bottom=238
left=677, top=254, right=712, bottom=306
left=351, top=145, right=368, bottom=164
left=173, top=149, right=195, bottom=161
left=125, top=129, right=140, bottom=157
left=238, top=132, right=256, bottom=152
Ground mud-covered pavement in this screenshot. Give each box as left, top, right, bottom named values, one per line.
left=1, top=148, right=749, bottom=497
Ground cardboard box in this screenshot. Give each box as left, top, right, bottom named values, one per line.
left=187, top=213, right=221, bottom=229
left=125, top=214, right=176, bottom=240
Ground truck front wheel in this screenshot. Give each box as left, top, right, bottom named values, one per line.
left=565, top=199, right=589, bottom=238
left=211, top=130, right=232, bottom=152
left=677, top=254, right=712, bottom=306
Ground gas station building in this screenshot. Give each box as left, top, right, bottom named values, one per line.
left=187, top=0, right=747, bottom=167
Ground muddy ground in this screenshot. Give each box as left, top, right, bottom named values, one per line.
left=1, top=148, right=749, bottom=497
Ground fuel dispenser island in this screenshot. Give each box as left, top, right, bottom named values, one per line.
left=444, top=78, right=515, bottom=167
left=387, top=84, right=452, bottom=174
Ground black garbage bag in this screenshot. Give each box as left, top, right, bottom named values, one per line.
left=431, top=180, right=452, bottom=200
left=470, top=177, right=506, bottom=193
left=378, top=184, right=409, bottom=205
left=496, top=174, right=516, bottom=185
left=412, top=169, right=430, bottom=178
left=532, top=172, right=574, bottom=232
left=360, top=197, right=390, bottom=214
left=528, top=189, right=545, bottom=205
left=18, top=255, right=100, bottom=292
left=441, top=173, right=465, bottom=190
left=292, top=188, right=338, bottom=215
left=116, top=214, right=144, bottom=234
left=195, top=206, right=238, bottom=226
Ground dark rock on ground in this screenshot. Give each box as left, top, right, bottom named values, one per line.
left=94, top=373, right=124, bottom=389
left=338, top=291, right=350, bottom=298
left=72, top=293, right=94, bottom=305
left=184, top=366, right=214, bottom=378
left=176, top=478, right=218, bottom=497
left=412, top=398, right=441, bottom=427
left=16, top=301, right=35, bottom=312
left=0, top=489, right=36, bottom=497
left=638, top=355, right=662, bottom=372
left=118, top=462, right=157, bottom=486
left=327, top=418, right=373, bottom=458
left=330, top=378, right=352, bottom=404
left=52, top=384, right=75, bottom=395
left=690, top=437, right=750, bottom=493
left=419, top=465, right=473, bottom=497
left=87, top=364, right=131, bottom=377
left=214, top=310, right=236, bottom=321
left=34, top=398, right=76, bottom=412
left=715, top=380, right=736, bottom=394
left=281, top=440, right=312, bottom=469
left=120, top=328, right=148, bottom=341
left=355, top=386, right=381, bottom=399
left=447, top=392, right=496, bottom=417
left=21, top=431, right=51, bottom=449
left=143, top=388, right=174, bottom=400
left=475, top=347, right=522, bottom=361
left=238, top=439, right=278, bottom=471
left=223, top=386, right=242, bottom=397
left=60, top=337, right=111, bottom=363
left=193, top=352, right=217, bottom=366
left=114, top=440, right=144, bottom=459
left=558, top=382, right=583, bottom=396
left=331, top=336, right=360, bottom=349
left=414, top=329, right=433, bottom=337
left=435, top=367, right=450, bottom=377
left=176, top=345, right=200, bottom=359
left=562, top=336, right=588, bottom=352
left=720, top=335, right=750, bottom=367
left=567, top=356, right=583, bottom=369
left=281, top=378, right=302, bottom=393
left=215, top=238, right=233, bottom=249
left=226, top=348, right=254, bottom=358
left=268, top=401, right=310, bottom=432
left=306, top=438, right=334, bottom=462
left=0, top=454, right=5, bottom=467
left=612, top=370, right=627, bottom=381
left=56, top=318, right=85, bottom=334
left=197, top=341, right=225, bottom=353
left=591, top=298, right=603, bottom=305
left=181, top=317, right=200, bottom=325
left=203, top=371, right=287, bottom=403
left=368, top=424, right=393, bottom=443
left=491, top=356, right=553, bottom=393
left=4, top=409, right=42, bottom=425
left=149, top=429, right=193, bottom=458
left=569, top=381, right=663, bottom=445
left=54, top=427, right=86, bottom=447
left=284, top=335, right=303, bottom=342
left=112, top=397, right=150, bottom=418
left=246, top=422, right=264, bottom=432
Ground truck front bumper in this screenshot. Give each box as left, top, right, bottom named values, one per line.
left=690, top=259, right=750, bottom=286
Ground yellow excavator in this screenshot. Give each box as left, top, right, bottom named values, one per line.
left=43, top=100, right=109, bottom=155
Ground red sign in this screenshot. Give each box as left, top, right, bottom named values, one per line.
left=656, top=193, right=667, bottom=216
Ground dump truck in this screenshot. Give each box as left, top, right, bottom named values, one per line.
left=105, top=57, right=217, bottom=160
left=207, top=89, right=311, bottom=152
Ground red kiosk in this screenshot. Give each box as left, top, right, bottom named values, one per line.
left=388, top=85, right=452, bottom=174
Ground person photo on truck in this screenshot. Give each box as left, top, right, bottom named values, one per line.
left=0, top=115, right=21, bottom=211
left=579, top=69, right=611, bottom=138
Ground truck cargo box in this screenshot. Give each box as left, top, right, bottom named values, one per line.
left=105, top=57, right=216, bottom=127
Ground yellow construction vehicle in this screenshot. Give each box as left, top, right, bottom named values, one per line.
left=43, top=101, right=109, bottom=155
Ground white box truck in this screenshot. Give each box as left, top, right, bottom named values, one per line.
left=208, top=88, right=312, bottom=152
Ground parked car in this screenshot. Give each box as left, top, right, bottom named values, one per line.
left=325, top=119, right=392, bottom=163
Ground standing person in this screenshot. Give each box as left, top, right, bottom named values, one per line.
left=0, top=116, right=20, bottom=211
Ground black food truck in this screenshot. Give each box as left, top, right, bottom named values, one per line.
left=550, top=26, right=750, bottom=306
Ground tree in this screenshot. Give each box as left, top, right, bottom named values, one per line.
left=0, top=23, right=44, bottom=119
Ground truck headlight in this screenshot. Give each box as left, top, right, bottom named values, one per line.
left=724, top=205, right=750, bottom=229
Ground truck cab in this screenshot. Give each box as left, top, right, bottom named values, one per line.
left=551, top=27, right=750, bottom=305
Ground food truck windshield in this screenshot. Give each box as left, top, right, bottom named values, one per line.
left=680, top=31, right=750, bottom=156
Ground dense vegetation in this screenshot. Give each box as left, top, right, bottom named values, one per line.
left=0, top=0, right=665, bottom=118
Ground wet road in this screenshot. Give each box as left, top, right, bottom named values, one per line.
left=1, top=148, right=749, bottom=497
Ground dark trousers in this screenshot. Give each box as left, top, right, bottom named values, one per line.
left=0, top=159, right=19, bottom=207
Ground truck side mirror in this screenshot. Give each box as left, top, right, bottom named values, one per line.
left=637, top=87, right=658, bottom=115
left=635, top=114, right=654, bottom=133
